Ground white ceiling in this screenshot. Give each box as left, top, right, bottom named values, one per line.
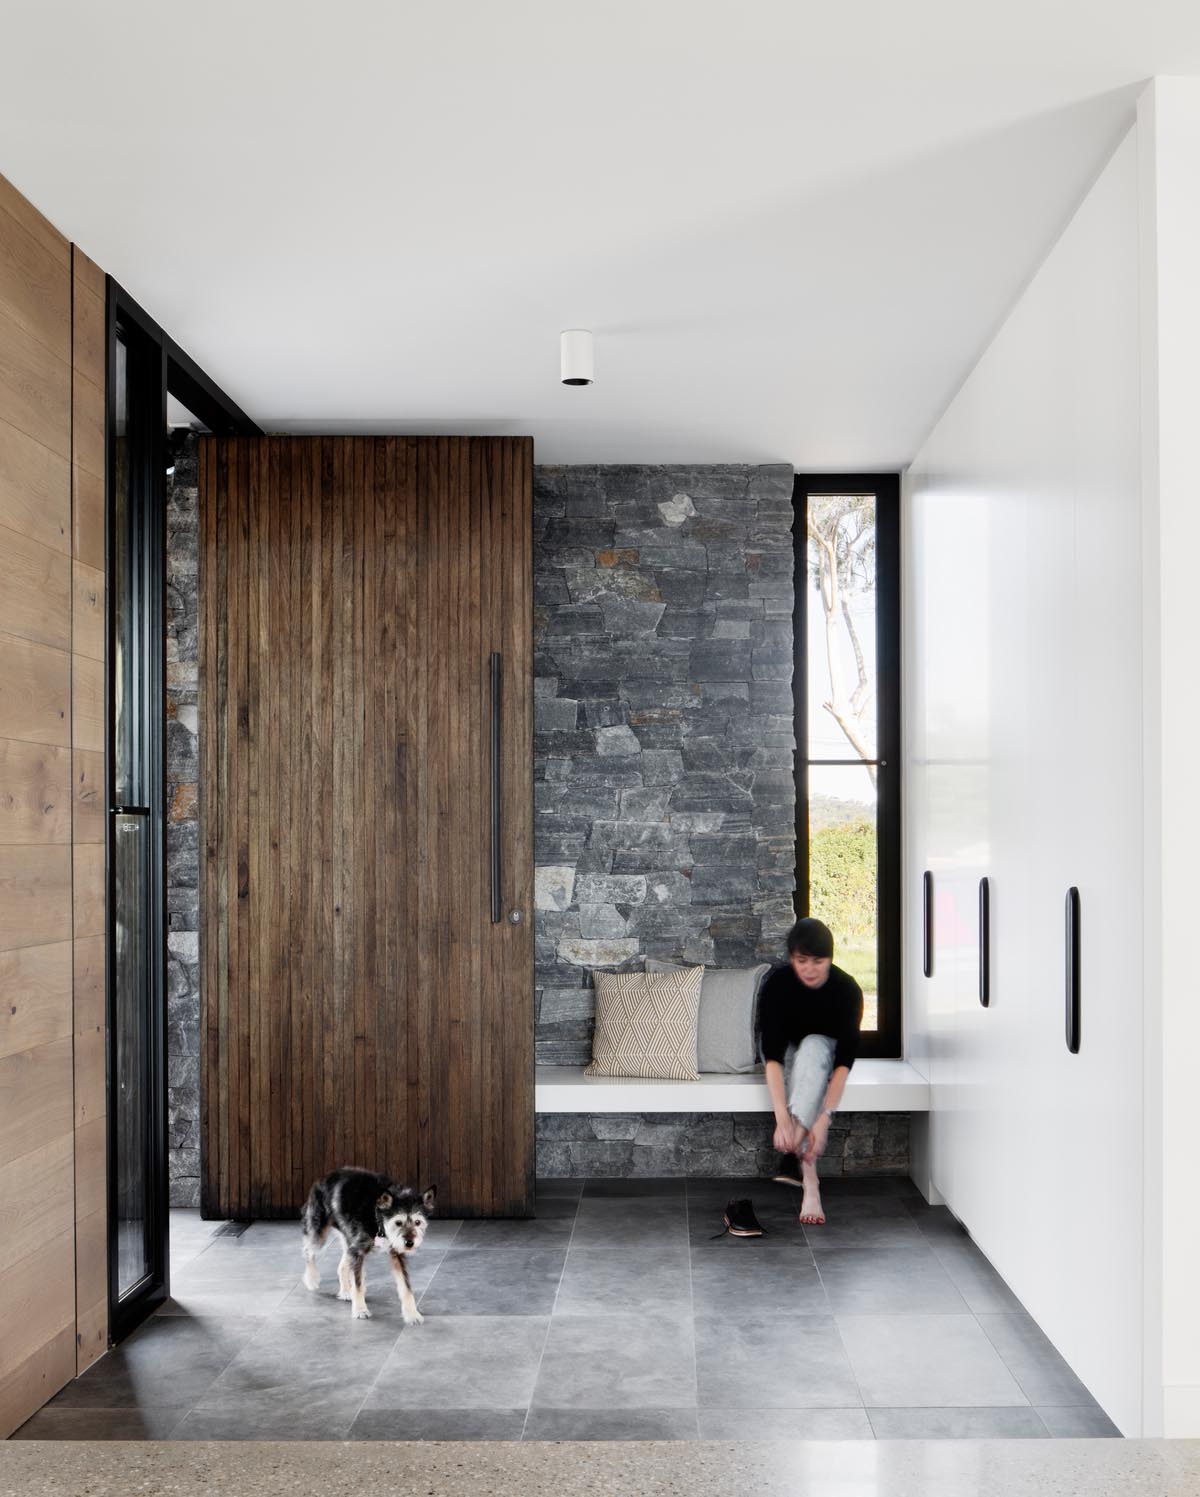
left=3, top=2, right=1198, bottom=466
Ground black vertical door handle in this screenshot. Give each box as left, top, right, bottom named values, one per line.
left=490, top=652, right=502, bottom=924
left=923, top=870, right=934, bottom=978
left=979, top=877, right=990, bottom=1008
left=1065, top=887, right=1081, bottom=1053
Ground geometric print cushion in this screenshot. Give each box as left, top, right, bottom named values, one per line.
left=584, top=967, right=704, bottom=1081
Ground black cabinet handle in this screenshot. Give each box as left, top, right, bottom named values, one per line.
left=979, top=877, right=990, bottom=1008
left=1065, top=887, right=1081, bottom=1053
left=490, top=652, right=502, bottom=925
left=923, top=870, right=933, bottom=978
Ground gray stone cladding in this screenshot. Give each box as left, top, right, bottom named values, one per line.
left=536, top=1112, right=910, bottom=1178
left=532, top=463, right=798, bottom=1064
left=166, top=434, right=201, bottom=1207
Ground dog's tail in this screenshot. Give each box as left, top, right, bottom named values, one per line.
left=301, top=1179, right=331, bottom=1290
left=301, top=1178, right=330, bottom=1245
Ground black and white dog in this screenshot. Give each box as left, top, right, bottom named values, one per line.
left=301, top=1167, right=436, bottom=1323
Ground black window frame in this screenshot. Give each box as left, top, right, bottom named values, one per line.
left=792, top=473, right=901, bottom=1060
left=104, top=279, right=259, bottom=1345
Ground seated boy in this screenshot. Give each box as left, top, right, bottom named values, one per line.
left=757, top=917, right=864, bottom=1226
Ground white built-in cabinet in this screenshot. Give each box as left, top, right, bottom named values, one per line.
left=905, top=129, right=1144, bottom=1434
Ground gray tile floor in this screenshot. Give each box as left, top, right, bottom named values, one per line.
left=15, top=1177, right=1121, bottom=1442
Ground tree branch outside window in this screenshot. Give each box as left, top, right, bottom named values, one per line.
left=807, top=495, right=877, bottom=780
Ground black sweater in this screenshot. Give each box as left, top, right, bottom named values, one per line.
left=756, top=963, right=864, bottom=1072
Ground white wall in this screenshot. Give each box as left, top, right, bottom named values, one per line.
left=904, top=126, right=1145, bottom=1433
left=1137, top=76, right=1200, bottom=1440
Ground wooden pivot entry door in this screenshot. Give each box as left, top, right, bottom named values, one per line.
left=200, top=437, right=534, bottom=1218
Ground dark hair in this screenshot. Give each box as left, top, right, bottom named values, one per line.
left=786, top=917, right=834, bottom=960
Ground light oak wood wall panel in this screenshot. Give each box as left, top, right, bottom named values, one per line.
left=0, top=1034, right=74, bottom=1171
left=0, top=523, right=72, bottom=651
left=0, top=740, right=72, bottom=844
left=0, top=200, right=70, bottom=360
left=0, top=173, right=109, bottom=1432
left=0, top=1230, right=76, bottom=1388
left=0, top=423, right=69, bottom=556
left=72, top=465, right=103, bottom=570
left=74, top=1115, right=106, bottom=1221
left=73, top=935, right=105, bottom=1135
left=0, top=175, right=70, bottom=263
left=0, top=941, right=72, bottom=1059
left=0, top=1330, right=75, bottom=1443
left=0, top=1133, right=75, bottom=1273
left=71, top=842, right=104, bottom=940
left=0, top=633, right=71, bottom=747
left=71, top=653, right=104, bottom=754
left=0, top=310, right=71, bottom=458
left=72, top=374, right=104, bottom=482
left=72, top=562, right=104, bottom=660
left=0, top=845, right=73, bottom=949
left=72, top=747, right=104, bottom=844
left=71, top=278, right=104, bottom=383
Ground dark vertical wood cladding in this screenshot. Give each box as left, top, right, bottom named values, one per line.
left=200, top=437, right=534, bottom=1218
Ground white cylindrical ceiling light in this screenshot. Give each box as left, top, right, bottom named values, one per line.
left=560, top=328, right=594, bottom=386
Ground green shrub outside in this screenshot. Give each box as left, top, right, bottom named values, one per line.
left=809, top=818, right=877, bottom=996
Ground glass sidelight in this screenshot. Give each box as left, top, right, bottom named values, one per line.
left=107, top=308, right=168, bottom=1334
left=105, top=281, right=259, bottom=1342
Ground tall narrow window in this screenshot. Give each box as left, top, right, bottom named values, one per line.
left=793, top=476, right=900, bottom=1057
left=108, top=306, right=167, bottom=1336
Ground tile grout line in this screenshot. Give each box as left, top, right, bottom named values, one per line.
left=807, top=1221, right=873, bottom=1432
left=520, top=1186, right=578, bottom=1441
left=342, top=1320, right=405, bottom=1439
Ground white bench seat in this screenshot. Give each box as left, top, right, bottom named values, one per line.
left=535, top=1060, right=929, bottom=1114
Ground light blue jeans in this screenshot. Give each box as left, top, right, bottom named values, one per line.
left=784, top=1033, right=838, bottom=1131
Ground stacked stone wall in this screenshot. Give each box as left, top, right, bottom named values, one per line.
left=165, top=434, right=201, bottom=1206
left=536, top=1111, right=910, bottom=1178
left=532, top=464, right=797, bottom=1063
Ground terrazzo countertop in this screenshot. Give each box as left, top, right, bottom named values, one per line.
left=3, top=1441, right=1200, bottom=1497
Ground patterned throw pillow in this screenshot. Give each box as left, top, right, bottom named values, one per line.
left=584, top=967, right=704, bottom=1081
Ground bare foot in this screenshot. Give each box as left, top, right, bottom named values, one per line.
left=798, top=1188, right=825, bottom=1226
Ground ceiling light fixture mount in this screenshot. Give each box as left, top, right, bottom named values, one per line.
left=560, top=328, right=594, bottom=386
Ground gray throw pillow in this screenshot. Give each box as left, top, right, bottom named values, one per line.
left=645, top=960, right=771, bottom=1074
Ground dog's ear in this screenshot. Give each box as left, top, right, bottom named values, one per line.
left=422, top=1185, right=437, bottom=1212
left=376, top=1191, right=393, bottom=1211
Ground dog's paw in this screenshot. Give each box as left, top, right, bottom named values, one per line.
left=402, top=1307, right=425, bottom=1326
left=352, top=1305, right=372, bottom=1320
left=337, top=1288, right=352, bottom=1301
left=303, top=1268, right=320, bottom=1292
